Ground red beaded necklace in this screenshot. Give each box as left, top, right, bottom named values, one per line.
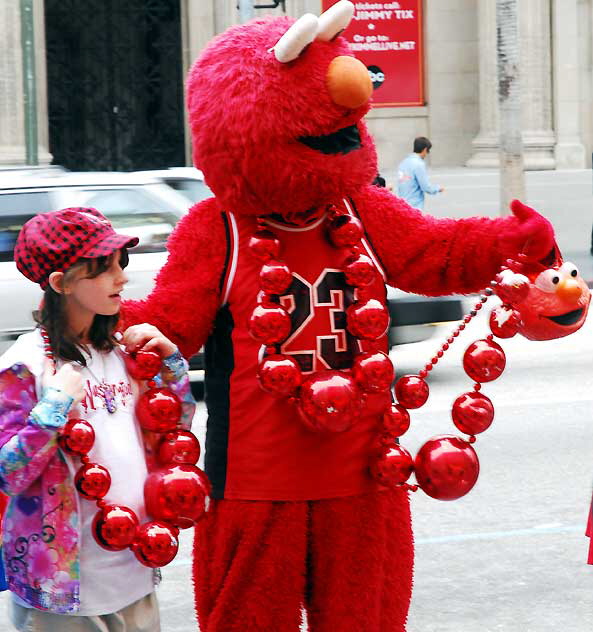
left=41, top=328, right=209, bottom=568
left=248, top=204, right=394, bottom=432
left=245, top=204, right=534, bottom=503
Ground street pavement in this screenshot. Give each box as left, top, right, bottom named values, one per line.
left=0, top=168, right=592, bottom=630
left=399, top=304, right=593, bottom=632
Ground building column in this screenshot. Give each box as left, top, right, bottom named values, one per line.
left=466, top=0, right=498, bottom=168
left=552, top=0, right=586, bottom=168
left=519, top=0, right=555, bottom=169
left=468, top=0, right=555, bottom=170
left=33, top=0, right=51, bottom=165
left=0, top=1, right=26, bottom=164
left=181, top=1, right=216, bottom=165
left=0, top=1, right=51, bottom=165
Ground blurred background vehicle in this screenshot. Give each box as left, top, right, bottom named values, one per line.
left=0, top=170, right=208, bottom=396
left=0, top=170, right=464, bottom=399
left=133, top=167, right=212, bottom=204
left=387, top=287, right=463, bottom=346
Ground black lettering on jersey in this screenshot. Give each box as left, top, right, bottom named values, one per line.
left=266, top=269, right=358, bottom=372
left=278, top=275, right=314, bottom=372
left=314, top=270, right=357, bottom=369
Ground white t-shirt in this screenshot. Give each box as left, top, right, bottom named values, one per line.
left=0, top=330, right=154, bottom=615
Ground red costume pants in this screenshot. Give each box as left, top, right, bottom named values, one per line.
left=193, top=488, right=413, bottom=632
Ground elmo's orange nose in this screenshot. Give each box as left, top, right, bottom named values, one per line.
left=557, top=278, right=582, bottom=302
left=326, top=55, right=373, bottom=109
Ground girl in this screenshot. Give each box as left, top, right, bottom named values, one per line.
left=0, top=207, right=195, bottom=631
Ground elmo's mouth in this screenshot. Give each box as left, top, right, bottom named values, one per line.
left=543, top=308, right=584, bottom=326
left=298, top=124, right=361, bottom=155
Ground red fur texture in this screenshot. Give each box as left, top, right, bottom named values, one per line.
left=186, top=16, right=377, bottom=217
left=194, top=489, right=412, bottom=632
left=122, top=11, right=557, bottom=631
left=355, top=186, right=556, bottom=295
left=122, top=198, right=225, bottom=358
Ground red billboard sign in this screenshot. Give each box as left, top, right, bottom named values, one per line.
left=321, top=0, right=424, bottom=107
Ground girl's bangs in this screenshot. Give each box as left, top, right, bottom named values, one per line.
left=79, top=249, right=129, bottom=279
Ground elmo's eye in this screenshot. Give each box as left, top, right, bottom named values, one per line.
left=559, top=261, right=579, bottom=279
left=534, top=269, right=561, bottom=293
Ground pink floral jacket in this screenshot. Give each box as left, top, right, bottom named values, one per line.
left=0, top=350, right=194, bottom=614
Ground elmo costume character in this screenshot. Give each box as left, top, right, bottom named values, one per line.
left=123, top=3, right=557, bottom=630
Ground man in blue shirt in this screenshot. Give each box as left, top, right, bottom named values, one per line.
left=397, top=137, right=444, bottom=210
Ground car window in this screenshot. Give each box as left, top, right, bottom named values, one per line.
left=0, top=191, right=53, bottom=214
left=0, top=191, right=51, bottom=261
left=81, top=188, right=181, bottom=253
left=0, top=214, right=35, bottom=262
left=165, top=179, right=212, bottom=203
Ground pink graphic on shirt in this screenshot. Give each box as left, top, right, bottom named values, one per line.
left=79, top=379, right=133, bottom=414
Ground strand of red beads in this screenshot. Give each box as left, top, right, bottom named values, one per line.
left=247, top=209, right=528, bottom=504
left=248, top=205, right=395, bottom=434
left=373, top=269, right=530, bottom=502
left=370, top=287, right=498, bottom=496
left=41, top=328, right=210, bottom=567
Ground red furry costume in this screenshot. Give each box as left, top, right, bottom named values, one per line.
left=124, top=5, right=555, bottom=631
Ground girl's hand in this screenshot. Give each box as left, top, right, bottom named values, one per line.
left=121, top=323, right=177, bottom=358
left=42, top=362, right=85, bottom=404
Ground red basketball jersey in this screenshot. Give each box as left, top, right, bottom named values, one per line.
left=204, top=201, right=390, bottom=500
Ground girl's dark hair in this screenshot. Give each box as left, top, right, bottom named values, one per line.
left=33, top=249, right=129, bottom=365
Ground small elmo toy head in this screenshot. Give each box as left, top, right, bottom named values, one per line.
left=186, top=1, right=376, bottom=217
left=495, top=242, right=590, bottom=341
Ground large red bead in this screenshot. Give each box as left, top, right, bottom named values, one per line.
left=298, top=370, right=362, bottom=433
left=343, top=253, right=377, bottom=287
left=395, top=375, right=429, bottom=409
left=124, top=350, right=162, bottom=381
left=495, top=271, right=530, bottom=304
left=248, top=304, right=291, bottom=344
left=364, top=390, right=392, bottom=417
left=370, top=444, right=414, bottom=487
left=260, top=260, right=292, bottom=294
left=352, top=351, right=394, bottom=393
left=463, top=339, right=506, bottom=383
left=382, top=403, right=411, bottom=438
left=451, top=392, right=494, bottom=435
left=132, top=521, right=179, bottom=568
left=58, top=418, right=95, bottom=456
left=92, top=505, right=139, bottom=551
left=257, top=354, right=302, bottom=396
left=75, top=463, right=111, bottom=500
left=157, top=430, right=201, bottom=466
left=414, top=435, right=480, bottom=501
left=144, top=465, right=210, bottom=529
left=136, top=387, right=182, bottom=433
left=346, top=299, right=389, bottom=340
left=248, top=230, right=281, bottom=262
left=328, top=215, right=364, bottom=248
left=489, top=305, right=521, bottom=338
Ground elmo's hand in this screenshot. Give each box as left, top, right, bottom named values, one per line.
left=501, top=199, right=555, bottom=261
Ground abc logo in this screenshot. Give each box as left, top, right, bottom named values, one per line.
left=367, top=65, right=385, bottom=90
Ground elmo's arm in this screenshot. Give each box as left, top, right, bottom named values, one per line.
left=354, top=186, right=555, bottom=295
left=121, top=198, right=226, bottom=358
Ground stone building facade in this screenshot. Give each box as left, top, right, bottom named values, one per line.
left=1, top=0, right=592, bottom=172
